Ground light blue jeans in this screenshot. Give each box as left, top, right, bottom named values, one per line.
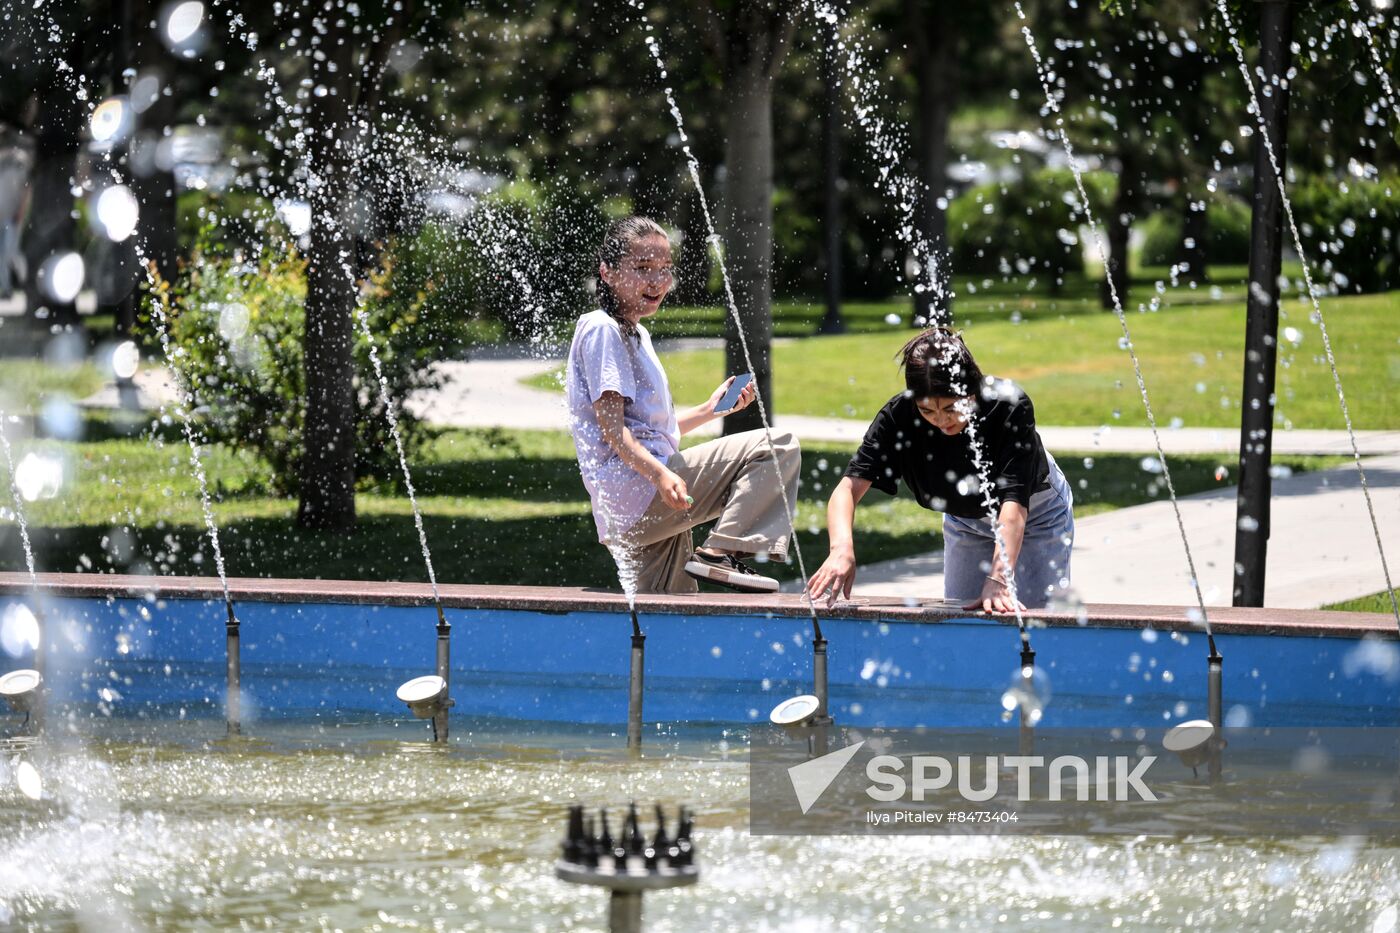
left=941, top=453, right=1074, bottom=608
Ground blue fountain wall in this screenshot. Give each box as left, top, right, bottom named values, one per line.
left=1, top=594, right=1396, bottom=729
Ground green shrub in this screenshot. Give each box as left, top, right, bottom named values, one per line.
left=1140, top=196, right=1252, bottom=267
left=947, top=168, right=1114, bottom=284
left=147, top=224, right=472, bottom=494
left=1291, top=173, right=1400, bottom=294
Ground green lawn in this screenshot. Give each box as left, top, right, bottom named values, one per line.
left=0, top=359, right=106, bottom=414
left=1323, top=590, right=1400, bottom=615
left=0, top=426, right=1341, bottom=589
left=532, top=283, right=1400, bottom=432
left=636, top=266, right=1264, bottom=340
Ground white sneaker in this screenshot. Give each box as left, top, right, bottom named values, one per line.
left=683, top=551, right=780, bottom=593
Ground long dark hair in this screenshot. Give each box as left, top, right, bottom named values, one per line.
left=898, top=326, right=985, bottom=399
left=596, top=215, right=669, bottom=338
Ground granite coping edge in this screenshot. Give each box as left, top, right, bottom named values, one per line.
left=0, top=572, right=1394, bottom=640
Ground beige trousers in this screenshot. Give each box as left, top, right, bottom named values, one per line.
left=617, top=429, right=801, bottom=594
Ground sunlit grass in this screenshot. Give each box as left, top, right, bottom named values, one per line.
left=1322, top=590, right=1400, bottom=614
left=650, top=290, right=1400, bottom=430
left=0, top=359, right=106, bottom=415
left=531, top=267, right=1399, bottom=431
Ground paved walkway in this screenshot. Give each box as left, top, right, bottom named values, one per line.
left=396, top=354, right=1400, bottom=455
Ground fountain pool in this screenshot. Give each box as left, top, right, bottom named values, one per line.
left=2, top=573, right=1400, bottom=929
left=3, top=573, right=1399, bottom=731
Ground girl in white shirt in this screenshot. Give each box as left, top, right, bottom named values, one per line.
left=565, top=216, right=801, bottom=595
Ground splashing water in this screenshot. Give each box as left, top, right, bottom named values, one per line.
left=61, top=12, right=260, bottom=603
left=209, top=0, right=572, bottom=606
left=353, top=299, right=442, bottom=605
left=801, top=1, right=1049, bottom=647
left=806, top=1, right=952, bottom=324
left=20, top=1, right=239, bottom=613
left=1213, top=0, right=1399, bottom=630
left=7, top=721, right=1399, bottom=930
left=1015, top=3, right=1212, bottom=637
left=143, top=272, right=236, bottom=610
left=0, top=415, right=39, bottom=592
left=1348, top=1, right=1400, bottom=128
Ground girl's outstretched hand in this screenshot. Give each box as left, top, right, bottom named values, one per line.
left=807, top=545, right=856, bottom=607
left=963, top=577, right=1027, bottom=614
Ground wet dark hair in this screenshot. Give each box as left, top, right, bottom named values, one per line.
left=898, top=327, right=985, bottom=399
left=596, top=215, right=669, bottom=338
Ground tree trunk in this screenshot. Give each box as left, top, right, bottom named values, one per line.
left=1101, top=145, right=1135, bottom=310
left=721, top=55, right=776, bottom=434
left=1233, top=0, right=1292, bottom=606
left=909, top=0, right=957, bottom=326
left=296, top=18, right=358, bottom=532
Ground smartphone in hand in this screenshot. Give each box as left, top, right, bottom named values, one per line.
left=714, top=373, right=753, bottom=414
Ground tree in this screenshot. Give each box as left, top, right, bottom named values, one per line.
left=907, top=0, right=958, bottom=325
left=816, top=11, right=845, bottom=335
left=295, top=5, right=361, bottom=531
left=694, top=1, right=798, bottom=434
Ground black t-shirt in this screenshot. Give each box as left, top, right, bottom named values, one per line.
left=843, top=384, right=1051, bottom=519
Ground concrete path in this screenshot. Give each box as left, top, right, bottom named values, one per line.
left=80, top=367, right=182, bottom=410
left=399, top=356, right=889, bottom=444
left=852, top=453, right=1400, bottom=611
left=396, top=354, right=1400, bottom=454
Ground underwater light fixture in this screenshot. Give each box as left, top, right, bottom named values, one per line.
left=769, top=694, right=822, bottom=727
left=770, top=615, right=835, bottom=757
left=0, top=669, right=42, bottom=725
left=393, top=603, right=456, bottom=743
left=396, top=674, right=453, bottom=739
left=1163, top=719, right=1219, bottom=778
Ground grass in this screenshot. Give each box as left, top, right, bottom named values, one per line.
left=530, top=277, right=1400, bottom=432
left=0, top=426, right=1343, bottom=588
left=1323, top=591, right=1400, bottom=614
left=633, top=266, right=1265, bottom=340
left=0, top=359, right=106, bottom=414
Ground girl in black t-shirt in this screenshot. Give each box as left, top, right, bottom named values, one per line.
left=807, top=328, right=1074, bottom=611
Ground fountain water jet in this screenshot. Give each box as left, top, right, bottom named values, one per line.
left=1214, top=0, right=1399, bottom=632
left=806, top=1, right=953, bottom=325
left=1015, top=3, right=1228, bottom=756
left=634, top=3, right=831, bottom=739
left=0, top=414, right=44, bottom=731
left=142, top=265, right=248, bottom=735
